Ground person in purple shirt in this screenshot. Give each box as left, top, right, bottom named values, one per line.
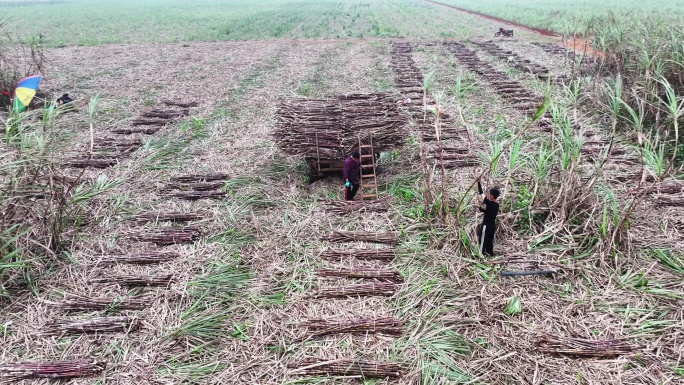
left=343, top=151, right=361, bottom=201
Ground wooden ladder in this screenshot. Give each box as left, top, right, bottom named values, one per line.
left=358, top=134, right=379, bottom=201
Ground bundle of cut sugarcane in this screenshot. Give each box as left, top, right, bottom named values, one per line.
left=638, top=183, right=684, bottom=195
left=324, top=197, right=391, bottom=214
left=61, top=293, right=151, bottom=312
left=111, top=127, right=160, bottom=135
left=43, top=316, right=138, bottom=335
left=316, top=268, right=404, bottom=283
left=170, top=173, right=230, bottom=183
left=427, top=146, right=470, bottom=157
left=141, top=109, right=189, bottom=119
left=275, top=97, right=344, bottom=158
left=535, top=335, right=639, bottom=358
left=300, top=317, right=405, bottom=338
left=90, top=274, right=174, bottom=287
left=167, top=190, right=226, bottom=200
left=655, top=195, right=684, bottom=206
left=275, top=93, right=408, bottom=159
left=288, top=358, right=403, bottom=379
left=321, top=231, right=400, bottom=245
left=130, top=118, right=169, bottom=126
left=130, top=212, right=204, bottom=223
left=308, top=282, right=399, bottom=299
left=94, top=251, right=179, bottom=265
left=65, top=156, right=119, bottom=169
left=163, top=100, right=198, bottom=108
left=319, top=248, right=396, bottom=262
left=163, top=181, right=225, bottom=191
left=430, top=157, right=479, bottom=169
left=127, top=226, right=201, bottom=245
left=94, top=138, right=142, bottom=153
left=0, top=360, right=106, bottom=379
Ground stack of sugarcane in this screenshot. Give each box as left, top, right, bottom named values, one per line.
left=94, top=251, right=179, bottom=265
left=170, top=173, right=230, bottom=183
left=316, top=268, right=404, bottom=283
left=141, top=109, right=189, bottom=119
left=655, top=195, right=684, bottom=206
left=426, top=145, right=478, bottom=169
left=274, top=93, right=407, bottom=159
left=167, top=190, right=226, bottom=200
left=324, top=197, right=391, bottom=214
left=112, top=126, right=161, bottom=135
left=535, top=335, right=639, bottom=357
left=319, top=248, right=396, bottom=262
left=61, top=293, right=151, bottom=312
left=300, top=317, right=405, bottom=338
left=163, top=181, right=225, bottom=191
left=90, top=274, right=174, bottom=287
left=0, top=360, right=106, bottom=379
left=288, top=359, right=403, bottom=379
left=130, top=118, right=170, bottom=126
left=339, top=93, right=407, bottom=153
left=638, top=182, right=684, bottom=195
left=321, top=231, right=400, bottom=245
left=94, top=138, right=142, bottom=153
left=43, top=316, right=138, bottom=335
left=65, top=155, right=120, bottom=169
left=275, top=97, right=344, bottom=158
left=308, top=282, right=399, bottom=299
left=163, top=100, right=198, bottom=108
left=127, top=226, right=201, bottom=245
left=130, top=212, right=203, bottom=223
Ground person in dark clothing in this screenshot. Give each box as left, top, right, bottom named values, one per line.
left=343, top=152, right=361, bottom=201
left=477, top=179, right=500, bottom=256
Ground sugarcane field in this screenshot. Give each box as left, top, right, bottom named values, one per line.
left=1, top=0, right=684, bottom=384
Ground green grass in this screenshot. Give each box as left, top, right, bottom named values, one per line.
left=1, top=0, right=494, bottom=47
left=437, top=0, right=684, bottom=35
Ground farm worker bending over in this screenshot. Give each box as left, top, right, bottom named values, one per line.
left=344, top=151, right=361, bottom=201
left=477, top=178, right=500, bottom=256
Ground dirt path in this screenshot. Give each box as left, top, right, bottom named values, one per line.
left=425, top=0, right=605, bottom=56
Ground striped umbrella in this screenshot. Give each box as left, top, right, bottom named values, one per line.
left=13, top=75, right=42, bottom=113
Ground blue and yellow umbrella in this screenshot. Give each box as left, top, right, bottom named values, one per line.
left=13, top=75, right=42, bottom=113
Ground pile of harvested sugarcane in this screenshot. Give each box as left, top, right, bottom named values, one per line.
left=94, top=251, right=179, bottom=265
left=65, top=156, right=120, bottom=169
left=427, top=146, right=478, bottom=169
left=127, top=226, right=201, bottom=245
left=535, top=335, right=640, bottom=357
left=130, top=212, right=204, bottom=223
left=90, top=274, right=174, bottom=287
left=0, top=360, right=106, bottom=379
left=163, top=181, right=225, bottom=191
left=94, top=138, right=142, bottom=153
left=300, top=317, right=404, bottom=338
left=170, top=173, right=230, bottom=183
left=112, top=127, right=160, bottom=135
left=655, top=195, right=684, bottom=206
left=61, top=293, right=150, bottom=312
left=324, top=197, right=391, bottom=214
left=639, top=182, right=684, bottom=195
left=319, top=248, right=396, bottom=262
left=163, top=100, right=198, bottom=108
left=316, top=268, right=404, bottom=283
left=141, top=109, right=189, bottom=119
left=308, top=282, right=399, bottom=299
left=166, top=190, right=226, bottom=200
left=321, top=231, right=400, bottom=245
left=274, top=93, right=407, bottom=159
left=288, top=358, right=403, bottom=379
left=43, top=316, right=138, bottom=335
